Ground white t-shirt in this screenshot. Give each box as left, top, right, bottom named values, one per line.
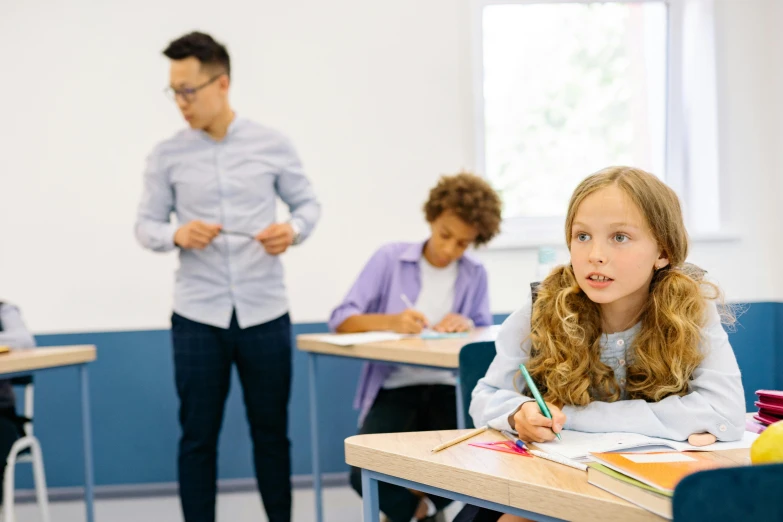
left=382, top=259, right=459, bottom=389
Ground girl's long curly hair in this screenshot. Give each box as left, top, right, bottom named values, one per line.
left=526, top=167, right=729, bottom=405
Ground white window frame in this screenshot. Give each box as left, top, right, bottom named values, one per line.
left=471, top=0, right=731, bottom=249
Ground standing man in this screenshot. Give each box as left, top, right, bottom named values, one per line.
left=135, top=32, right=320, bottom=522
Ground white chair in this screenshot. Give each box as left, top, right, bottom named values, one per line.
left=3, top=376, right=50, bottom=522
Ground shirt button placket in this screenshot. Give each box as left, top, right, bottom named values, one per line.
left=216, top=144, right=236, bottom=302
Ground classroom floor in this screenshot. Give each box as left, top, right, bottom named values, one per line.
left=11, top=487, right=463, bottom=522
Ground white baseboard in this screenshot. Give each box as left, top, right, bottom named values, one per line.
left=12, top=472, right=350, bottom=503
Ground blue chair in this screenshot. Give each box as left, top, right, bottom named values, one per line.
left=672, top=462, right=783, bottom=521
left=457, top=341, right=496, bottom=429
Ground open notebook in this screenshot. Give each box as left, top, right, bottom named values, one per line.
left=313, top=329, right=468, bottom=346
left=536, top=429, right=758, bottom=461
left=312, top=332, right=406, bottom=346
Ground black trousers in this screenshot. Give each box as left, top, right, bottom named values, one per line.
left=349, top=384, right=458, bottom=522
left=171, top=311, right=292, bottom=522
left=452, top=505, right=504, bottom=522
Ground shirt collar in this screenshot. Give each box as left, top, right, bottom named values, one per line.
left=226, top=113, right=240, bottom=135
left=399, top=241, right=426, bottom=263
left=195, top=112, right=241, bottom=141
left=399, top=239, right=481, bottom=269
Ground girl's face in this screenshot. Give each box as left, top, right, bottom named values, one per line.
left=569, top=184, right=669, bottom=317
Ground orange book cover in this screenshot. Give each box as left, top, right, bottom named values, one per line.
left=589, top=451, right=725, bottom=493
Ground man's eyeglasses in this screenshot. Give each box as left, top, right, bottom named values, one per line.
left=164, top=74, right=224, bottom=103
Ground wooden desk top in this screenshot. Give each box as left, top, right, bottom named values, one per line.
left=345, top=429, right=749, bottom=522
left=296, top=326, right=499, bottom=368
left=0, top=345, right=97, bottom=375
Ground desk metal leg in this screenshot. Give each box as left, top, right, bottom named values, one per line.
left=308, top=353, right=323, bottom=522
left=360, top=469, right=380, bottom=522
left=364, top=470, right=565, bottom=522
left=79, top=364, right=95, bottom=522
left=455, top=372, right=466, bottom=429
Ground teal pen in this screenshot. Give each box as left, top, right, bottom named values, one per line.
left=519, top=364, right=562, bottom=441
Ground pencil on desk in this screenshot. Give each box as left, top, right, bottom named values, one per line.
left=529, top=449, right=587, bottom=471
left=431, top=426, right=488, bottom=453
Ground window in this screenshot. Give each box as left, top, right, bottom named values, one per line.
left=474, top=0, right=722, bottom=246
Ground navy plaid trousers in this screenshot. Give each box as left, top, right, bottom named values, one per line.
left=171, top=311, right=292, bottom=522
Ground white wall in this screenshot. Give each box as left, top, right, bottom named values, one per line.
left=689, top=0, right=783, bottom=301
left=0, top=0, right=781, bottom=334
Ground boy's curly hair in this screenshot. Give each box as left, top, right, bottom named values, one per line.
left=423, top=172, right=502, bottom=246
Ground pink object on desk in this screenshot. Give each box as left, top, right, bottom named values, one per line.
left=755, top=389, right=783, bottom=407
left=746, top=418, right=768, bottom=434
left=755, top=400, right=783, bottom=417
left=754, top=411, right=782, bottom=426
left=469, top=441, right=531, bottom=456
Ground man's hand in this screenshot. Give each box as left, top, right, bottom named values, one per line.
left=174, top=221, right=222, bottom=249
left=256, top=223, right=295, bottom=255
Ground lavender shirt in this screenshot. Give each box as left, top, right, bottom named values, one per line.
left=328, top=241, right=492, bottom=424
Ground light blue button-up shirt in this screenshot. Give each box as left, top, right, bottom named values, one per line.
left=135, top=117, right=320, bottom=329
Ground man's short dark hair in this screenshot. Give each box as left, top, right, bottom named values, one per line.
left=163, top=31, right=231, bottom=78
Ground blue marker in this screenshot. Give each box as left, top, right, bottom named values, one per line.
left=500, top=430, right=527, bottom=452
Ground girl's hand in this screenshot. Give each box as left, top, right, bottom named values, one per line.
left=509, top=401, right=566, bottom=443
left=687, top=433, right=717, bottom=446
